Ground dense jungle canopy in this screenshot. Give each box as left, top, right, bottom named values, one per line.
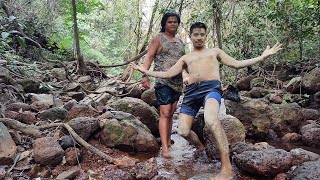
left=0, top=0, right=319, bottom=81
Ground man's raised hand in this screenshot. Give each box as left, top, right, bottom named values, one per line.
left=261, top=42, right=283, bottom=59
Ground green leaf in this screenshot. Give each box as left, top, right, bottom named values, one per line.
left=17, top=37, right=27, bottom=48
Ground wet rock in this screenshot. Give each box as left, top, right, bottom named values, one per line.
left=65, top=147, right=82, bottom=166
left=55, top=166, right=81, bottom=180
left=290, top=148, right=320, bottom=165
left=281, top=133, right=301, bottom=142
left=28, top=93, right=54, bottom=106
left=110, top=97, right=159, bottom=136
left=287, top=160, right=320, bottom=180
left=37, top=107, right=68, bottom=121
left=101, top=112, right=159, bottom=152
left=234, top=149, right=293, bottom=176
left=0, top=122, right=17, bottom=165
left=66, top=104, right=98, bottom=121
left=135, top=158, right=158, bottom=179
left=235, top=75, right=255, bottom=91
left=141, top=88, right=157, bottom=107
left=67, top=117, right=99, bottom=141
left=302, top=67, right=320, bottom=93
left=101, top=168, right=134, bottom=180
left=33, top=137, right=64, bottom=166
left=6, top=102, right=31, bottom=112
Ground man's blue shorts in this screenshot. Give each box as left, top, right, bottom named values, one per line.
left=154, top=84, right=181, bottom=105
left=180, top=80, right=222, bottom=117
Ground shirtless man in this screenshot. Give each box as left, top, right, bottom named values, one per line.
left=131, top=22, right=282, bottom=179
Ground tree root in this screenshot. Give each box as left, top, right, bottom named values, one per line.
left=0, top=118, right=115, bottom=164
left=0, top=118, right=42, bottom=138
left=38, top=123, right=115, bottom=164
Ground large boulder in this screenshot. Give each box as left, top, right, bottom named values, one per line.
left=100, top=111, right=159, bottom=152
left=110, top=97, right=159, bottom=136
left=287, top=160, right=320, bottom=180
left=302, top=68, right=320, bottom=93
left=234, top=149, right=293, bottom=176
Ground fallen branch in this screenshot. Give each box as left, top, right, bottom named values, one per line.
left=38, top=123, right=115, bottom=164
left=0, top=118, right=41, bottom=138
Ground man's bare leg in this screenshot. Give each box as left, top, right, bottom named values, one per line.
left=178, top=114, right=205, bottom=151
left=204, top=98, right=233, bottom=180
left=159, top=104, right=173, bottom=158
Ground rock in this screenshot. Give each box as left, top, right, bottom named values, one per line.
left=55, top=166, right=81, bottom=180
left=135, top=158, right=158, bottom=179
left=59, top=135, right=75, bottom=150
left=301, top=108, right=320, bottom=120
left=65, top=82, right=81, bottom=92
left=281, top=133, right=301, bottom=142
left=17, top=79, right=41, bottom=93
left=65, top=147, right=82, bottom=166
left=0, top=122, right=17, bottom=165
left=33, top=137, right=64, bottom=166
left=66, top=104, right=98, bottom=121
left=287, top=160, right=320, bottom=180
left=67, top=117, right=99, bottom=141
left=67, top=92, right=85, bottom=101
left=234, top=149, right=293, bottom=176
left=141, top=88, right=157, bottom=107
left=284, top=76, right=302, bottom=93
left=124, top=84, right=142, bottom=98
left=302, top=68, right=320, bottom=93
left=269, top=94, right=284, bottom=104
left=110, top=97, right=159, bottom=136
left=0, top=166, right=6, bottom=180
left=6, top=102, right=31, bottom=112
left=101, top=112, right=159, bottom=152
left=51, top=68, right=66, bottom=81
left=29, top=93, right=54, bottom=106
left=236, top=75, right=255, bottom=91
left=301, top=127, right=320, bottom=147
left=290, top=148, right=320, bottom=165
left=38, top=107, right=68, bottom=121
left=30, top=101, right=50, bottom=111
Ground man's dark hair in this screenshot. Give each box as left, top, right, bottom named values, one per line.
left=190, top=22, right=207, bottom=34
left=160, top=11, right=181, bottom=32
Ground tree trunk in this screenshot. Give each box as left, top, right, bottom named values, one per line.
left=212, top=3, right=223, bottom=49
left=71, top=0, right=87, bottom=74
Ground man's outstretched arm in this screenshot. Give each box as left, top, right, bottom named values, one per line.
left=131, top=56, right=186, bottom=78
left=218, top=42, right=282, bottom=69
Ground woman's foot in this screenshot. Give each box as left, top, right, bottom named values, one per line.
left=161, top=149, right=173, bottom=158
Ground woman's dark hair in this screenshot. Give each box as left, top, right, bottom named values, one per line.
left=160, top=11, right=181, bottom=32
left=190, top=22, right=207, bottom=34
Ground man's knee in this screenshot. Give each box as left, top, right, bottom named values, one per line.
left=178, top=127, right=190, bottom=137
left=204, top=115, right=220, bottom=128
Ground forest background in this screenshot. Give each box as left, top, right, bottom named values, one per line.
left=1, top=0, right=319, bottom=84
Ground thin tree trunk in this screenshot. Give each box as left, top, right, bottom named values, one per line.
left=135, top=0, right=142, bottom=55
left=71, top=0, right=87, bottom=74
left=178, top=0, right=184, bottom=16
left=213, top=3, right=223, bottom=49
